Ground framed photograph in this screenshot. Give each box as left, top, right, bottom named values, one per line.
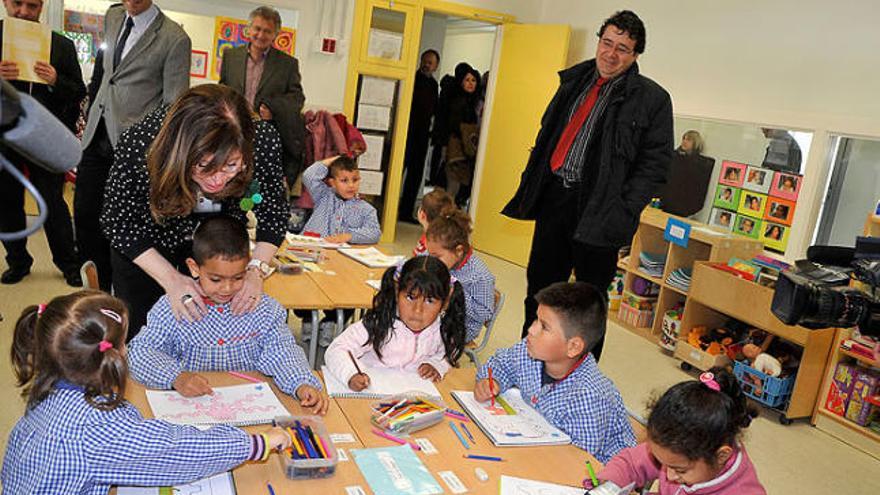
left=770, top=172, right=802, bottom=201
left=737, top=191, right=768, bottom=219
left=709, top=208, right=736, bottom=231
left=764, top=197, right=796, bottom=226
left=190, top=49, right=208, bottom=78
left=733, top=215, right=762, bottom=239
left=713, top=185, right=741, bottom=210
left=743, top=166, right=772, bottom=193
left=762, top=221, right=790, bottom=252
left=719, top=161, right=747, bottom=187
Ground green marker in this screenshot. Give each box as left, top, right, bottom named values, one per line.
left=586, top=460, right=599, bottom=486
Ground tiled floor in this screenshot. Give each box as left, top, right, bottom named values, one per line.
left=1, top=223, right=878, bottom=493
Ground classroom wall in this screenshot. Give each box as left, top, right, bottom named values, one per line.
left=439, top=28, right=496, bottom=78
left=536, top=0, right=880, bottom=259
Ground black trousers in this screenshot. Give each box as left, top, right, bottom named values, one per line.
left=74, top=120, right=114, bottom=291
left=523, top=176, right=619, bottom=361
left=398, top=133, right=430, bottom=221
left=0, top=151, right=80, bottom=274
left=111, top=247, right=190, bottom=341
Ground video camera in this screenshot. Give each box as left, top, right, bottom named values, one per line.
left=771, top=239, right=880, bottom=338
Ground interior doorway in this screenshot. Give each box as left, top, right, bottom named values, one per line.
left=395, top=12, right=498, bottom=232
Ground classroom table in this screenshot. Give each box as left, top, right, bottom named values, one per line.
left=336, top=367, right=598, bottom=494
left=121, top=371, right=368, bottom=494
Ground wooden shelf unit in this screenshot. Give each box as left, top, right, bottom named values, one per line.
left=612, top=208, right=763, bottom=346
left=814, top=327, right=880, bottom=459
left=686, top=262, right=835, bottom=422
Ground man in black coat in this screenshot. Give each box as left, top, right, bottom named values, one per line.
left=503, top=10, right=673, bottom=360
left=0, top=0, right=86, bottom=286
left=399, top=49, right=440, bottom=222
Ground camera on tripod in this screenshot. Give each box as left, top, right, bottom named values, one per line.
left=771, top=239, right=880, bottom=339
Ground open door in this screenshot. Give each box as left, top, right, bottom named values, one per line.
left=471, top=24, right=570, bottom=266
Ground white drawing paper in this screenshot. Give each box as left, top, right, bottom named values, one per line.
left=359, top=170, right=384, bottom=196
left=499, top=475, right=586, bottom=495
left=360, top=134, right=385, bottom=171
left=451, top=390, right=571, bottom=446
left=146, top=383, right=288, bottom=427
left=360, top=76, right=397, bottom=107
left=357, top=104, right=392, bottom=132
left=117, top=472, right=235, bottom=495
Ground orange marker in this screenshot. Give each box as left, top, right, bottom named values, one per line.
left=488, top=367, right=495, bottom=408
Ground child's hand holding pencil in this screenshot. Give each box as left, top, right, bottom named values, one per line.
left=473, top=377, right=500, bottom=403
left=347, top=351, right=371, bottom=391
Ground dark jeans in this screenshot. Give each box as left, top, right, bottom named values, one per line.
left=0, top=150, right=80, bottom=275
left=523, top=176, right=619, bottom=361
left=74, top=120, right=114, bottom=291
left=398, top=134, right=430, bottom=221
left=111, top=248, right=190, bottom=341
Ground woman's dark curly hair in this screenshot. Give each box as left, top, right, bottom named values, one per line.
left=363, top=256, right=466, bottom=366
left=647, top=367, right=757, bottom=465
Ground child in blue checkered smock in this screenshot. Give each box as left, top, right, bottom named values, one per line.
left=301, top=155, right=381, bottom=244
left=474, top=282, right=635, bottom=464
left=1, top=291, right=291, bottom=494
left=424, top=207, right=496, bottom=342
left=128, top=217, right=327, bottom=414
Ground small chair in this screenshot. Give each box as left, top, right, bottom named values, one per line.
left=464, top=290, right=505, bottom=368
left=626, top=406, right=649, bottom=444
left=80, top=260, right=99, bottom=290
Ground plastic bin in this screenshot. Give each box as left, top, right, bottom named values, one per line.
left=371, top=394, right=446, bottom=435
left=733, top=360, right=795, bottom=408
left=276, top=415, right=338, bottom=479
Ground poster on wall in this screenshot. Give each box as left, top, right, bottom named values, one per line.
left=190, top=50, right=208, bottom=78
left=211, top=16, right=296, bottom=80
left=63, top=10, right=104, bottom=63
left=61, top=31, right=94, bottom=66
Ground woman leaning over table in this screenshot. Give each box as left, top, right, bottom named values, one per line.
left=100, top=84, right=288, bottom=339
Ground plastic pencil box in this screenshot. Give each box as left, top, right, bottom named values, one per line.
left=370, top=393, right=447, bottom=435
left=275, top=415, right=338, bottom=479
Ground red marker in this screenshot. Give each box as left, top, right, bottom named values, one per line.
left=488, top=367, right=495, bottom=408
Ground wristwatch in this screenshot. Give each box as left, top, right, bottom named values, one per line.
left=247, top=259, right=274, bottom=279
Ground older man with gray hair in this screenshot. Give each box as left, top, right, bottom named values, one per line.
left=220, top=5, right=306, bottom=185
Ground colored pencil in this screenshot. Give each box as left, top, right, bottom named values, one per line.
left=586, top=461, right=599, bottom=486
left=371, top=427, right=421, bottom=451
left=228, top=371, right=261, bottom=383
left=266, top=481, right=276, bottom=495
left=449, top=421, right=470, bottom=450
left=488, top=367, right=495, bottom=408
left=460, top=422, right=475, bottom=443
left=463, top=454, right=503, bottom=462
left=295, top=422, right=319, bottom=458
left=445, top=409, right=470, bottom=421
left=379, top=398, right=408, bottom=420
left=348, top=350, right=364, bottom=375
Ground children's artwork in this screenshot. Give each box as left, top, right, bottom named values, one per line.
left=712, top=185, right=741, bottom=210
left=190, top=49, right=208, bottom=78
left=338, top=247, right=404, bottom=268
left=450, top=390, right=571, bottom=446
left=60, top=31, right=94, bottom=66
left=117, top=472, right=235, bottom=495
left=719, top=161, right=747, bottom=187
left=762, top=221, right=790, bottom=252
left=743, top=166, right=772, bottom=193
left=737, top=191, right=767, bottom=219
left=709, top=208, right=735, bottom=231
left=211, top=16, right=297, bottom=80
left=498, top=475, right=586, bottom=495
left=321, top=366, right=441, bottom=399
left=764, top=197, right=796, bottom=226
left=770, top=171, right=802, bottom=200
left=286, top=232, right=350, bottom=249
left=733, top=215, right=761, bottom=240
left=63, top=9, right=104, bottom=62
left=352, top=445, right=443, bottom=495
left=359, top=170, right=385, bottom=196
left=145, top=382, right=289, bottom=427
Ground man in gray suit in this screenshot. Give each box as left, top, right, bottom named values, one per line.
left=75, top=0, right=190, bottom=291
left=220, top=5, right=305, bottom=185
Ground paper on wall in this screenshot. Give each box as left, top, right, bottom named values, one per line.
left=357, top=104, right=392, bottom=131
left=360, top=134, right=385, bottom=170
left=359, top=170, right=384, bottom=196
left=360, top=76, right=397, bottom=106
left=367, top=28, right=403, bottom=60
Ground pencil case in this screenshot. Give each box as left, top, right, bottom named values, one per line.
left=370, top=393, right=447, bottom=435
left=275, top=415, right=338, bottom=479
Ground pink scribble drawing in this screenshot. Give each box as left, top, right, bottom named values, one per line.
left=161, top=389, right=283, bottom=422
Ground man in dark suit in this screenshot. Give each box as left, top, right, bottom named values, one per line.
left=0, top=0, right=86, bottom=286
left=220, top=5, right=305, bottom=185
left=399, top=49, right=440, bottom=223
left=76, top=0, right=191, bottom=291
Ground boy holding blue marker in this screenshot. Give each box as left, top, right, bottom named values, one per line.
left=474, top=282, right=635, bottom=463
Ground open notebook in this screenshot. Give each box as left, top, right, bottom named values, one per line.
left=338, top=247, right=405, bottom=268
left=451, top=389, right=571, bottom=447
left=321, top=366, right=441, bottom=399
left=117, top=472, right=235, bottom=495
left=146, top=382, right=288, bottom=427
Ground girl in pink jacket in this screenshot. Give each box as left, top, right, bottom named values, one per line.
left=325, top=256, right=467, bottom=391
left=587, top=368, right=766, bottom=495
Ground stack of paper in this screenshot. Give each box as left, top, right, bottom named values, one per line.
left=666, top=267, right=692, bottom=292
left=286, top=233, right=349, bottom=249
left=638, top=251, right=666, bottom=278
left=338, top=247, right=405, bottom=268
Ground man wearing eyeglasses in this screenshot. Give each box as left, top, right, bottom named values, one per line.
left=504, top=10, right=673, bottom=361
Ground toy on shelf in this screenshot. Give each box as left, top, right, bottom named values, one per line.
left=660, top=305, right=684, bottom=352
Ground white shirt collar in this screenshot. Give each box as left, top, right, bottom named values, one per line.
left=126, top=4, right=159, bottom=31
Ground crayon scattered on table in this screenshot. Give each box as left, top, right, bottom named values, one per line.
left=463, top=454, right=503, bottom=462
left=449, top=421, right=470, bottom=450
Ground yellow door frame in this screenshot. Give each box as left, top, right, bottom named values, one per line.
left=343, top=0, right=515, bottom=243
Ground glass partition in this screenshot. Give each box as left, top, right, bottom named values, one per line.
left=667, top=116, right=813, bottom=254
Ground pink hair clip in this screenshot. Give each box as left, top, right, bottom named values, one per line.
left=700, top=372, right=721, bottom=392
left=99, top=308, right=123, bottom=324
left=98, top=340, right=113, bottom=353
left=37, top=304, right=47, bottom=315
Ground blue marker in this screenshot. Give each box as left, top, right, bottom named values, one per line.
left=449, top=421, right=470, bottom=450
